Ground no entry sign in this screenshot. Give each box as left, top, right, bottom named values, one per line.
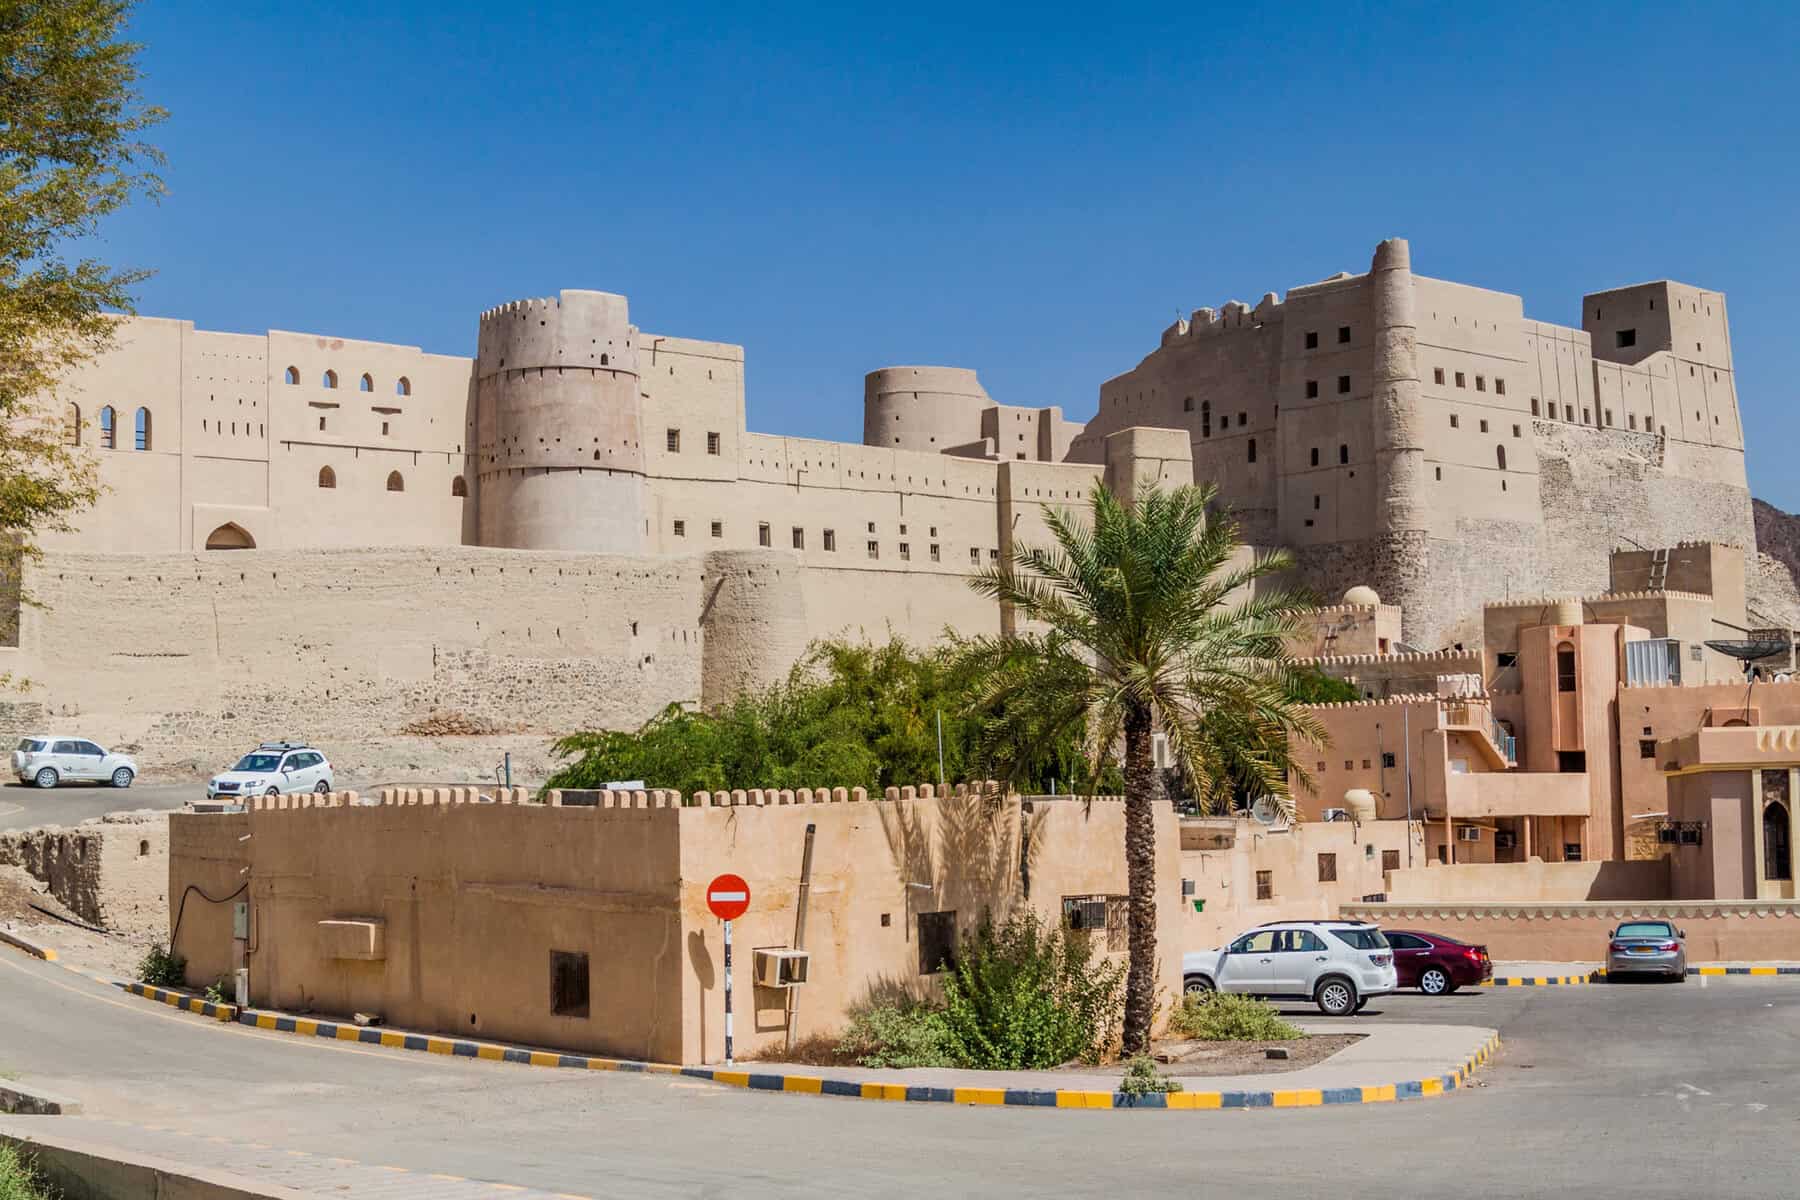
left=707, top=873, right=751, bottom=921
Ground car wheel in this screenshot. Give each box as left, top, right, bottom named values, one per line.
left=1184, top=975, right=1215, bottom=998
left=110, top=767, right=134, bottom=789
left=33, top=767, right=58, bottom=789
left=265, top=786, right=280, bottom=796
left=314, top=780, right=331, bottom=794
left=1419, top=966, right=1451, bottom=996
left=1315, top=976, right=1358, bottom=1017
left=1354, top=996, right=1370, bottom=1012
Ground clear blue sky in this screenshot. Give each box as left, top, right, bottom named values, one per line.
left=108, top=2, right=1800, bottom=506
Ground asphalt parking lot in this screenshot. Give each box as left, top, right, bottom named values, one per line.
left=4, top=948, right=1796, bottom=1199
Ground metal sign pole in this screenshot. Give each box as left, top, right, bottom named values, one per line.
left=723, top=917, right=734, bottom=1066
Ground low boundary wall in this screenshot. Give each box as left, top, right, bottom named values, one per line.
left=1342, top=900, right=1800, bottom=961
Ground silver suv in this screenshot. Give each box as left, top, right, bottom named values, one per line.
left=13, top=737, right=138, bottom=789
left=1182, top=920, right=1398, bottom=1016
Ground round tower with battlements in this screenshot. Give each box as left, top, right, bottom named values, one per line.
left=863, top=366, right=994, bottom=453
left=1370, top=238, right=1426, bottom=537
left=475, top=290, right=647, bottom=552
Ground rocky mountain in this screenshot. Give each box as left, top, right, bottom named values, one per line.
left=1751, top=498, right=1800, bottom=628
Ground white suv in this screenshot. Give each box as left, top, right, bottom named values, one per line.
left=1182, top=920, right=1397, bottom=1016
left=207, top=742, right=334, bottom=800
left=13, top=737, right=138, bottom=789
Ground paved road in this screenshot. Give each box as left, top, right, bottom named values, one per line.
left=0, top=781, right=195, bottom=832
left=2, top=951, right=1796, bottom=1198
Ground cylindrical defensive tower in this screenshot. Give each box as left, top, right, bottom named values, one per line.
left=862, top=366, right=992, bottom=453
left=475, top=290, right=646, bottom=551
left=1369, top=239, right=1427, bottom=536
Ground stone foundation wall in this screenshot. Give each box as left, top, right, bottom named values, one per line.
left=0, top=811, right=166, bottom=929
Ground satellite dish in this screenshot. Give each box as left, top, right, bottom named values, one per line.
left=1250, top=796, right=1282, bottom=825
left=1704, top=638, right=1789, bottom=677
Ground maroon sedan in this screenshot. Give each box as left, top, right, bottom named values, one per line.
left=1383, top=930, right=1492, bottom=995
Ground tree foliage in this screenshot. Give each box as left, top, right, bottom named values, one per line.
left=545, top=637, right=1119, bottom=796
left=956, top=480, right=1323, bottom=1054
left=1286, top=664, right=1362, bottom=705
left=1, top=0, right=164, bottom=580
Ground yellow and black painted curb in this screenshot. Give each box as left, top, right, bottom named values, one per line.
left=181, top=993, right=1506, bottom=1111
left=1493, top=965, right=1800, bottom=986
left=0, top=929, right=58, bottom=962
left=118, top=981, right=238, bottom=1021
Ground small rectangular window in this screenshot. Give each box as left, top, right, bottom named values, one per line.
left=823, top=529, right=835, bottom=551
left=1475, top=375, right=1486, bottom=392
left=1339, top=444, right=1348, bottom=464
left=1495, top=378, right=1506, bottom=395
left=551, top=951, right=590, bottom=1018
left=1565, top=405, right=1574, bottom=421
left=1455, top=372, right=1466, bottom=388
left=706, top=431, right=721, bottom=455
left=1450, top=414, right=1460, bottom=429
left=758, top=522, right=771, bottom=547
left=711, top=520, right=723, bottom=538
left=1563, top=843, right=1583, bottom=862
left=1381, top=849, right=1400, bottom=873
left=791, top=527, right=804, bottom=550
left=867, top=541, right=879, bottom=559
left=1433, top=367, right=1445, bottom=385
left=1530, top=398, right=1540, bottom=416
left=1435, top=466, right=1442, bottom=480
left=1337, top=325, right=1351, bottom=344
left=672, top=520, right=685, bottom=537
left=1304, top=330, right=1319, bottom=349
left=929, top=526, right=938, bottom=537
left=929, top=544, right=940, bottom=561
left=1604, top=409, right=1613, bottom=427
left=989, top=549, right=999, bottom=561
left=1337, top=375, right=1351, bottom=394
left=666, top=428, right=681, bottom=452
left=1310, top=447, right=1319, bottom=466
left=1479, top=419, right=1489, bottom=433
left=867, top=521, right=876, bottom=533
left=1583, top=409, right=1591, bottom=424
left=969, top=547, right=980, bottom=565
left=1628, top=414, right=1637, bottom=430
left=1255, top=870, right=1273, bottom=901
left=918, top=911, right=957, bottom=975
left=899, top=543, right=910, bottom=561
left=1382, top=752, right=1397, bottom=769
left=381, top=421, right=390, bottom=436
left=1639, top=739, right=1657, bottom=759
left=1512, top=424, right=1521, bottom=437
left=1313, top=494, right=1321, bottom=510
left=1305, top=379, right=1319, bottom=399
left=1616, top=329, right=1637, bottom=348
left=1497, top=652, right=1518, bottom=668
left=1317, top=853, right=1337, bottom=882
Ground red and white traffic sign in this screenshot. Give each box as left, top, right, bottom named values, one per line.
left=706, top=873, right=751, bottom=921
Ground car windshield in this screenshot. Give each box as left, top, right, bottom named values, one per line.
left=232, top=753, right=283, bottom=772
left=16, top=739, right=43, bottom=752
left=1616, top=922, right=1675, bottom=939
left=1329, top=927, right=1389, bottom=950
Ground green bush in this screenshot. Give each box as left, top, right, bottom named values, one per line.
left=1117, top=1054, right=1183, bottom=1095
left=136, top=943, right=185, bottom=988
left=0, top=1142, right=55, bottom=1200
left=938, top=911, right=1124, bottom=1069
left=834, top=1002, right=957, bottom=1069
left=1167, top=992, right=1301, bottom=1041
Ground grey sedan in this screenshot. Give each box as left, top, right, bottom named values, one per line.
left=1606, top=920, right=1687, bottom=981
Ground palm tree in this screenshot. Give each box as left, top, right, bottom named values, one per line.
left=958, top=480, right=1323, bottom=1053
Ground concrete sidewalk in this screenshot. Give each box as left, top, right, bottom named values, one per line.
left=744, top=1021, right=1496, bottom=1096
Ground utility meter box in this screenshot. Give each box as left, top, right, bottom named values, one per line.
left=753, top=948, right=810, bottom=988
left=232, top=901, right=249, bottom=940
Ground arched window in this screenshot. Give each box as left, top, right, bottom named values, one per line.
left=451, top=475, right=467, bottom=497
left=322, top=369, right=338, bottom=389
left=1766, top=801, right=1792, bottom=882
left=63, top=402, right=81, bottom=446
left=204, top=522, right=255, bottom=550
left=1556, top=643, right=1576, bottom=692
left=99, top=406, right=116, bottom=449
left=359, top=373, right=373, bottom=392
left=396, top=376, right=411, bottom=397
left=1247, top=438, right=1257, bottom=464
left=1496, top=445, right=1507, bottom=471
left=318, top=466, right=336, bottom=489
left=386, top=470, right=404, bottom=492
left=133, top=407, right=152, bottom=451
left=599, top=354, right=608, bottom=366
left=284, top=366, right=299, bottom=385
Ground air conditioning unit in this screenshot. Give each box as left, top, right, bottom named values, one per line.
left=1321, top=807, right=1347, bottom=822
left=1457, top=826, right=1483, bottom=842
left=752, top=948, right=810, bottom=988
left=1494, top=830, right=1516, bottom=851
